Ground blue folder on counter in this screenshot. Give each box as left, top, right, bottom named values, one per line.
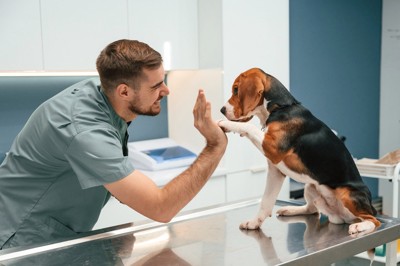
left=128, top=138, right=197, bottom=171
left=142, top=146, right=196, bottom=163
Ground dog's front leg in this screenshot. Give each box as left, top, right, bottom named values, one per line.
left=218, top=120, right=265, bottom=154
left=240, top=161, right=286, bottom=230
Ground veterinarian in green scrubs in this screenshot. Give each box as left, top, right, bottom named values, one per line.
left=0, top=39, right=227, bottom=249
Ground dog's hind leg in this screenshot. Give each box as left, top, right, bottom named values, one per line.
left=240, top=162, right=285, bottom=230
left=276, top=183, right=319, bottom=216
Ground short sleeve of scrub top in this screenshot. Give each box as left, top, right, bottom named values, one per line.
left=65, top=128, right=135, bottom=189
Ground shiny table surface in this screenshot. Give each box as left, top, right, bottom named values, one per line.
left=1, top=199, right=400, bottom=265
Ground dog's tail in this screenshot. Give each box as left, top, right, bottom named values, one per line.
left=367, top=248, right=375, bottom=266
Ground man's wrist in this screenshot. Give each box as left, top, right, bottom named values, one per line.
left=205, top=141, right=227, bottom=155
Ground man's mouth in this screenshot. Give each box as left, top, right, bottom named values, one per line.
left=154, top=97, right=163, bottom=104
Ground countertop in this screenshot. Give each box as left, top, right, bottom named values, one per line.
left=1, top=198, right=399, bottom=265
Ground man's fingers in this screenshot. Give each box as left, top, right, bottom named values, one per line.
left=192, top=89, right=227, bottom=148
left=193, top=90, right=204, bottom=113
left=193, top=89, right=208, bottom=129
left=204, top=100, right=211, bottom=117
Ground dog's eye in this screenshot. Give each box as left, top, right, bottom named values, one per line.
left=233, top=87, right=238, bottom=95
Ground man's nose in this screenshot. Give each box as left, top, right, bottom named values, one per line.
left=162, top=84, right=170, bottom=96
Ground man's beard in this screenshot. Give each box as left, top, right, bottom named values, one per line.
left=128, top=102, right=160, bottom=116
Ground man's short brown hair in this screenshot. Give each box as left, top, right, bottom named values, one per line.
left=96, top=39, right=163, bottom=93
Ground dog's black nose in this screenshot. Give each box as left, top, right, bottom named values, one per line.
left=220, top=106, right=226, bottom=115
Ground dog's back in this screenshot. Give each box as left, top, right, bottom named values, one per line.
left=269, top=102, right=376, bottom=215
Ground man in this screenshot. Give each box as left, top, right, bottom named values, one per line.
left=0, top=39, right=227, bottom=249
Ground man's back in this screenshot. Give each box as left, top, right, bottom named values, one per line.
left=0, top=78, right=134, bottom=249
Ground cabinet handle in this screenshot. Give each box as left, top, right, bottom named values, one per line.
left=250, top=166, right=267, bottom=173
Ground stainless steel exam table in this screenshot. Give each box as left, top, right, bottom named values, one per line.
left=1, top=199, right=399, bottom=265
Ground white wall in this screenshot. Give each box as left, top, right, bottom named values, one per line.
left=379, top=0, right=400, bottom=216
left=379, top=0, right=400, bottom=156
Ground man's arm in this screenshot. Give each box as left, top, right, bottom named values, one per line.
left=104, top=90, right=227, bottom=222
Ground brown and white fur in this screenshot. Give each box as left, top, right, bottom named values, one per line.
left=219, top=68, right=380, bottom=236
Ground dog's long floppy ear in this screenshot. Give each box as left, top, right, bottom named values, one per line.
left=257, top=68, right=287, bottom=99
left=259, top=71, right=268, bottom=97
left=262, top=73, right=299, bottom=111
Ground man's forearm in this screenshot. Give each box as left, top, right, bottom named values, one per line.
left=158, top=144, right=226, bottom=222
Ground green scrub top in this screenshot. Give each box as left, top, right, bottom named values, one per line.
left=0, top=78, right=135, bottom=249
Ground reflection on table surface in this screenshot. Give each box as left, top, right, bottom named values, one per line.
left=1, top=199, right=399, bottom=266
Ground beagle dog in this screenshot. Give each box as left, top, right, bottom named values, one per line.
left=219, top=68, right=380, bottom=235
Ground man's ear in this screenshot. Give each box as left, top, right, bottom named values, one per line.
left=115, top=84, right=130, bottom=98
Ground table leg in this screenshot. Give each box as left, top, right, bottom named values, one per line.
left=385, top=240, right=397, bottom=266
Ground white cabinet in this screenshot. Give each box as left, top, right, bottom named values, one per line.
left=226, top=171, right=266, bottom=202
left=182, top=174, right=226, bottom=211
left=0, top=0, right=43, bottom=71
left=226, top=169, right=290, bottom=203
left=223, top=133, right=270, bottom=174
left=128, top=0, right=198, bottom=70
left=0, top=0, right=198, bottom=71
left=40, top=0, right=129, bottom=70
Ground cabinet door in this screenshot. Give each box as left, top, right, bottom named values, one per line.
left=224, top=133, right=268, bottom=173
left=182, top=175, right=226, bottom=211
left=0, top=0, right=43, bottom=71
left=226, top=170, right=290, bottom=203
left=40, top=0, right=128, bottom=70
left=128, top=0, right=198, bottom=70
left=226, top=171, right=266, bottom=202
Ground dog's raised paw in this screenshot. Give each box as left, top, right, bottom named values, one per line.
left=217, top=120, right=231, bottom=133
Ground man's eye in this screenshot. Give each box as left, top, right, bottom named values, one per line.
left=233, top=87, right=238, bottom=95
